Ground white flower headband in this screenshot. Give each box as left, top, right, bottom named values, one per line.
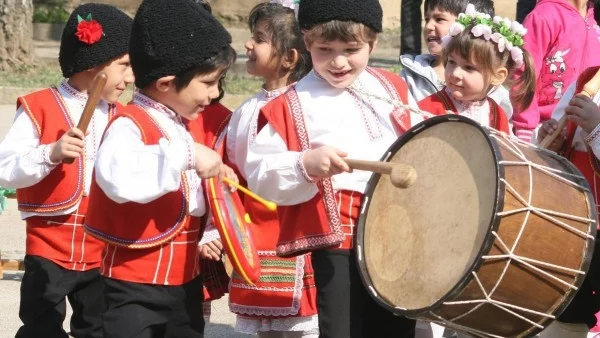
left=440, top=4, right=527, bottom=67
left=271, top=0, right=300, bottom=18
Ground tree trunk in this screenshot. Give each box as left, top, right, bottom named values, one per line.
left=0, top=0, right=36, bottom=71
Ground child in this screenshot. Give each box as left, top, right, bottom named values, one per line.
left=0, top=4, right=132, bottom=337
left=244, top=0, right=419, bottom=336
left=224, top=1, right=318, bottom=337
left=418, top=4, right=536, bottom=134
left=83, top=0, right=236, bottom=336
left=400, top=0, right=514, bottom=119
left=511, top=0, right=600, bottom=142
left=535, top=67, right=600, bottom=338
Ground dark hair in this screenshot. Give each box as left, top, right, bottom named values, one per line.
left=426, top=0, right=494, bottom=17
left=595, top=0, right=600, bottom=25
left=173, top=45, right=236, bottom=103
left=443, top=25, right=535, bottom=111
left=248, top=2, right=312, bottom=82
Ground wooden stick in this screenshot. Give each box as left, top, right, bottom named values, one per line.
left=344, top=158, right=417, bottom=188
left=540, top=68, right=600, bottom=148
left=223, top=177, right=277, bottom=211
left=64, top=72, right=107, bottom=164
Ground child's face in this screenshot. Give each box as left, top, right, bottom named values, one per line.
left=161, top=69, right=222, bottom=121
left=245, top=19, right=280, bottom=79
left=444, top=51, right=488, bottom=101
left=423, top=7, right=457, bottom=56
left=97, top=54, right=134, bottom=104
left=307, top=38, right=373, bottom=89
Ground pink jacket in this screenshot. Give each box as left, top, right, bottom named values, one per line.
left=512, top=0, right=600, bottom=142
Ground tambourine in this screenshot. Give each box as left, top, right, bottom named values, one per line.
left=204, top=177, right=261, bottom=285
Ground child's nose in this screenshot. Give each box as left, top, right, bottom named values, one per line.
left=331, top=55, right=346, bottom=68
left=244, top=40, right=253, bottom=50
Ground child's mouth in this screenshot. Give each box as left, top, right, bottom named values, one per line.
left=329, top=69, right=351, bottom=78
left=426, top=36, right=440, bottom=43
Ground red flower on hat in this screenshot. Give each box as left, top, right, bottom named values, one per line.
left=75, top=14, right=103, bottom=45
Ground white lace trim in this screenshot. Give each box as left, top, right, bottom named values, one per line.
left=229, top=255, right=305, bottom=316
left=235, top=314, right=319, bottom=334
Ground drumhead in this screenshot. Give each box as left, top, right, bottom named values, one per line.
left=357, top=115, right=502, bottom=313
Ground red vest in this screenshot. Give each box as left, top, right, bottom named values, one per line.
left=418, top=89, right=511, bottom=134
left=16, top=88, right=85, bottom=213
left=260, top=68, right=410, bottom=257
left=15, top=88, right=119, bottom=270
left=86, top=104, right=205, bottom=285
left=564, top=66, right=600, bottom=216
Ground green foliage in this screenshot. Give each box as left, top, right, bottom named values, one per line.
left=33, top=5, right=69, bottom=24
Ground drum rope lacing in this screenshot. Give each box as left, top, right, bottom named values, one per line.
left=426, top=131, right=596, bottom=338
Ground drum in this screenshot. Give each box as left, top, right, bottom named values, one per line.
left=205, top=177, right=261, bottom=285
left=356, top=115, right=597, bottom=337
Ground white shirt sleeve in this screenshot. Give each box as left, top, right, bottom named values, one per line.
left=0, top=107, right=58, bottom=189
left=244, top=124, right=319, bottom=205
left=94, top=116, right=191, bottom=204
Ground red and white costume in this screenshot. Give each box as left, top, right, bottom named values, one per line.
left=0, top=81, right=116, bottom=270
left=244, top=67, right=417, bottom=256
left=226, top=86, right=319, bottom=334
left=85, top=92, right=207, bottom=285
left=418, top=87, right=511, bottom=134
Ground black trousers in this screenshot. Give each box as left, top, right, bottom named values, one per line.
left=312, top=250, right=416, bottom=338
left=516, top=0, right=537, bottom=23
left=16, top=255, right=104, bottom=338
left=400, top=0, right=430, bottom=56
left=102, top=274, right=205, bottom=338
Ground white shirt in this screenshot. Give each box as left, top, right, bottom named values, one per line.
left=94, top=92, right=206, bottom=217
left=244, top=70, right=419, bottom=206
left=0, top=80, right=111, bottom=219
left=227, top=85, right=291, bottom=180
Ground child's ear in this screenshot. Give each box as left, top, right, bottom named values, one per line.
left=282, top=49, right=299, bottom=71
left=155, top=75, right=176, bottom=92
left=490, top=67, right=508, bottom=86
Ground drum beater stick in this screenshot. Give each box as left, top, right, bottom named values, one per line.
left=64, top=72, right=108, bottom=164
left=223, top=177, right=278, bottom=211
left=344, top=159, right=417, bottom=188
left=540, top=68, right=600, bottom=148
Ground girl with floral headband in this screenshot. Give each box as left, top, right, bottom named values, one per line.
left=418, top=4, right=535, bottom=134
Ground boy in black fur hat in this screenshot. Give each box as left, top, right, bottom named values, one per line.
left=243, top=0, right=419, bottom=336
left=0, top=3, right=133, bottom=337
left=84, top=0, right=236, bottom=336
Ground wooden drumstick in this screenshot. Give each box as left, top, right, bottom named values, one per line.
left=223, top=177, right=278, bottom=211
left=344, top=159, right=417, bottom=188
left=64, top=72, right=108, bottom=164
left=540, top=68, right=600, bottom=148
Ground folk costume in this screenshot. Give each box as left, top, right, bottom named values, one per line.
left=418, top=87, right=511, bottom=133
left=0, top=4, right=132, bottom=337
left=84, top=0, right=232, bottom=336
left=226, top=86, right=319, bottom=335
left=244, top=3, right=418, bottom=336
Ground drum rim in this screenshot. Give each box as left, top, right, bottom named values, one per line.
left=355, top=114, right=598, bottom=336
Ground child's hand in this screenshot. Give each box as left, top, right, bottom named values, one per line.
left=221, top=164, right=238, bottom=191
left=303, top=146, right=351, bottom=178
left=538, top=119, right=566, bottom=152
left=194, top=143, right=223, bottom=178
left=50, top=127, right=85, bottom=163
left=199, top=239, right=223, bottom=260
left=566, top=94, right=600, bottom=133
